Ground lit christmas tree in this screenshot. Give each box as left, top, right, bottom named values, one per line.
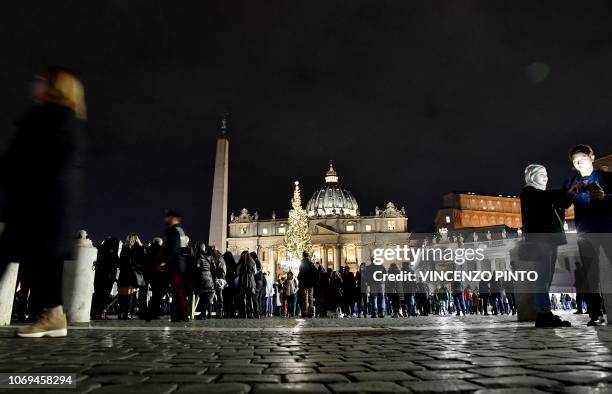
left=284, top=181, right=313, bottom=263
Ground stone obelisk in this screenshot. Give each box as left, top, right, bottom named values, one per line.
left=208, top=115, right=229, bottom=251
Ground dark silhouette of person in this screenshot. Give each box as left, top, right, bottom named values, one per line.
left=91, top=237, right=120, bottom=320
left=0, top=67, right=86, bottom=338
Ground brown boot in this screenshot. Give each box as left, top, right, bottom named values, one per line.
left=16, top=308, right=67, bottom=338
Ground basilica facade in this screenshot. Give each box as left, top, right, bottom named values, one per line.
left=226, top=163, right=410, bottom=279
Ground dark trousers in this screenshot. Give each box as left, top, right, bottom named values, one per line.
left=388, top=293, right=400, bottom=315
left=370, top=292, right=384, bottom=317
left=577, top=236, right=612, bottom=322
left=148, top=275, right=164, bottom=319
left=507, top=293, right=516, bottom=314
left=255, top=288, right=264, bottom=315
left=215, top=287, right=224, bottom=317
left=481, top=294, right=490, bottom=314
left=199, top=292, right=214, bottom=318
left=92, top=275, right=114, bottom=319
left=27, top=256, right=64, bottom=310
left=244, top=290, right=259, bottom=317
left=223, top=287, right=235, bottom=318
left=453, top=293, right=465, bottom=315
left=171, top=272, right=188, bottom=320
left=357, top=293, right=368, bottom=317
left=576, top=292, right=585, bottom=313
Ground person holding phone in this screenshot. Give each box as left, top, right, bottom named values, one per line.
left=563, top=145, right=612, bottom=326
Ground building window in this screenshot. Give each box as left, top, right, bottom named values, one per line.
left=278, top=227, right=286, bottom=234
left=365, top=224, right=372, bottom=232
left=445, top=215, right=451, bottom=224
left=262, top=228, right=268, bottom=235
left=387, top=220, right=396, bottom=231
left=346, top=244, right=356, bottom=263
left=240, top=227, right=248, bottom=235
left=346, top=224, right=354, bottom=232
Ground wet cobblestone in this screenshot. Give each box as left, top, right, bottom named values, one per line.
left=1, top=312, right=611, bottom=393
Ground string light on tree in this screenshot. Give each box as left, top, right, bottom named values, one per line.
left=282, top=181, right=313, bottom=270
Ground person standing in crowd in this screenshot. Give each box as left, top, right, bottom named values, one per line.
left=211, top=248, right=226, bottom=318
left=194, top=243, right=215, bottom=320
left=0, top=68, right=86, bottom=338
left=489, top=277, right=501, bottom=315
left=341, top=264, right=356, bottom=318
left=432, top=285, right=440, bottom=315
left=438, top=284, right=449, bottom=315
left=315, top=266, right=329, bottom=317
left=505, top=279, right=516, bottom=315
left=327, top=269, right=344, bottom=317
left=365, top=259, right=386, bottom=318
left=223, top=251, right=237, bottom=318
left=551, top=294, right=558, bottom=311
left=144, top=237, right=164, bottom=320
left=452, top=280, right=466, bottom=316
left=386, top=263, right=404, bottom=317
left=238, top=251, right=258, bottom=318
left=163, top=209, right=189, bottom=322
left=521, top=163, right=575, bottom=327
left=273, top=275, right=283, bottom=316
left=212, top=246, right=227, bottom=319
left=563, top=145, right=612, bottom=326
left=283, top=270, right=298, bottom=317
left=478, top=280, right=490, bottom=316
left=298, top=252, right=316, bottom=318
left=355, top=263, right=367, bottom=318
left=264, top=272, right=274, bottom=317
left=499, top=281, right=509, bottom=315
left=250, top=252, right=264, bottom=318
left=472, top=287, right=480, bottom=315
left=91, top=237, right=120, bottom=320
left=117, top=234, right=145, bottom=320
left=415, top=279, right=430, bottom=316
left=463, top=285, right=473, bottom=315
left=401, top=261, right=415, bottom=317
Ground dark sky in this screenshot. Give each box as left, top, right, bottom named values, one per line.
left=1, top=1, right=611, bottom=243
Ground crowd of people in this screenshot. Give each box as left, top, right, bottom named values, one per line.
left=0, top=66, right=610, bottom=338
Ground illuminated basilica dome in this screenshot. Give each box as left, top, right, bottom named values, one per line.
left=306, top=162, right=359, bottom=218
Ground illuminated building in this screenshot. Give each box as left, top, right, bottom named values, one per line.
left=226, top=163, right=410, bottom=279
left=434, top=191, right=575, bottom=230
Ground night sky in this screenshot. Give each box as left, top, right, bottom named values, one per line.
left=1, top=1, right=611, bottom=243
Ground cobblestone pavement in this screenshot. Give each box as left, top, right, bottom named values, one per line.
left=1, top=312, right=612, bottom=393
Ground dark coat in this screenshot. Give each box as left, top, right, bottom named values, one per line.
left=194, top=252, right=215, bottom=294
left=342, top=270, right=356, bottom=301
left=386, top=265, right=404, bottom=295
left=297, top=258, right=316, bottom=288
left=223, top=252, right=238, bottom=282
left=94, top=238, right=120, bottom=285
left=144, top=243, right=163, bottom=280
left=365, top=263, right=386, bottom=293
left=563, top=170, right=612, bottom=233
left=118, top=245, right=145, bottom=288
left=163, top=224, right=187, bottom=273
left=520, top=186, right=573, bottom=243
left=239, top=258, right=256, bottom=293
left=326, top=272, right=343, bottom=310
left=0, top=103, right=84, bottom=265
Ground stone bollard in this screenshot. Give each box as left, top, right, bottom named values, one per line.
left=62, top=231, right=97, bottom=324
left=0, top=262, right=19, bottom=326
